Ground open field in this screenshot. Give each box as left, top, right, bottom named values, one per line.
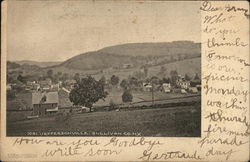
left=7, top=105, right=200, bottom=137
left=94, top=89, right=201, bottom=107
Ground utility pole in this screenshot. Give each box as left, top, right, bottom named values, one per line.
left=151, top=83, right=154, bottom=107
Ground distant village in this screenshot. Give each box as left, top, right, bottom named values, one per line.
left=7, top=64, right=201, bottom=120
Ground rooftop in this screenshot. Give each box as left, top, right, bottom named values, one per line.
left=32, top=92, right=58, bottom=104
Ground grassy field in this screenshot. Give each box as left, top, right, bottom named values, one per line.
left=94, top=88, right=200, bottom=107
left=7, top=105, right=201, bottom=137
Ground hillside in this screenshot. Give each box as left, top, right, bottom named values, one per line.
left=149, top=57, right=201, bottom=78
left=7, top=61, right=41, bottom=75
left=16, top=60, right=62, bottom=68
left=8, top=41, right=201, bottom=79
left=57, top=41, right=201, bottom=71
left=97, top=57, right=201, bottom=80
left=101, top=41, right=200, bottom=56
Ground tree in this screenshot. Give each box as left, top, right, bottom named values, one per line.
left=61, top=73, right=69, bottom=82
left=129, top=77, right=139, bottom=89
left=162, top=77, right=170, bottom=83
left=53, top=74, right=59, bottom=83
left=185, top=74, right=191, bottom=81
left=69, top=76, right=108, bottom=111
left=7, top=74, right=15, bottom=83
left=110, top=75, right=119, bottom=87
left=109, top=99, right=116, bottom=110
left=194, top=73, right=200, bottom=80
left=74, top=73, right=80, bottom=82
left=122, top=90, right=133, bottom=103
left=17, top=74, right=25, bottom=83
left=120, top=79, right=129, bottom=90
left=7, top=90, right=16, bottom=100
left=99, top=76, right=106, bottom=85
left=170, top=70, right=178, bottom=86
left=143, top=67, right=148, bottom=77
left=150, top=76, right=160, bottom=85
left=133, top=71, right=145, bottom=80
left=47, top=69, right=53, bottom=79
left=7, top=61, right=21, bottom=69
left=160, top=66, right=166, bottom=75
left=57, top=72, right=62, bottom=76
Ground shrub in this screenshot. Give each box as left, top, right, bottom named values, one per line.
left=109, top=99, right=116, bottom=111
left=122, top=90, right=133, bottom=103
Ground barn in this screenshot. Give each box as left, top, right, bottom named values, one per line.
left=32, top=92, right=59, bottom=116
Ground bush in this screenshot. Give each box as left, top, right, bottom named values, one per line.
left=122, top=90, right=133, bottom=103
left=109, top=99, right=116, bottom=111
left=7, top=90, right=16, bottom=100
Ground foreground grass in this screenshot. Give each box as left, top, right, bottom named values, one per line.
left=7, top=105, right=200, bottom=137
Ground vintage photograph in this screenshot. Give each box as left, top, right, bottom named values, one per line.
left=6, top=1, right=201, bottom=137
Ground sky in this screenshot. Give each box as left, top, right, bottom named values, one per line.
left=7, top=1, right=201, bottom=62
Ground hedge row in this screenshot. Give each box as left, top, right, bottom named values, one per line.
left=94, top=100, right=201, bottom=112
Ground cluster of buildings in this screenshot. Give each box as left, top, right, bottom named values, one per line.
left=7, top=74, right=201, bottom=118
left=8, top=89, right=74, bottom=117
left=25, top=79, right=60, bottom=91
left=7, top=78, right=76, bottom=92
left=7, top=78, right=77, bottom=117
left=176, top=75, right=200, bottom=93
left=143, top=75, right=200, bottom=94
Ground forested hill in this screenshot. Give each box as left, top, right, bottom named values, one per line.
left=58, top=41, right=201, bottom=71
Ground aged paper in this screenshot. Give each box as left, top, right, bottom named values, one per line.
left=1, top=0, right=249, bottom=161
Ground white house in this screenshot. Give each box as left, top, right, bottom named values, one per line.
left=143, top=83, right=152, bottom=92
left=188, top=87, right=198, bottom=93
left=181, top=89, right=187, bottom=94
left=176, top=76, right=190, bottom=89
left=178, top=81, right=190, bottom=89
left=162, top=83, right=171, bottom=93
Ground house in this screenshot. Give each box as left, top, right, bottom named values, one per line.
left=190, top=79, right=201, bottom=87
left=188, top=87, right=198, bottom=93
left=80, top=106, right=90, bottom=113
left=64, top=79, right=76, bottom=90
left=196, top=85, right=201, bottom=91
left=162, top=83, right=171, bottom=93
left=181, top=89, right=187, bottom=94
left=178, top=81, right=190, bottom=89
left=33, top=83, right=40, bottom=91
left=64, top=79, right=76, bottom=85
left=39, top=78, right=52, bottom=91
left=143, top=83, right=152, bottom=92
left=51, top=83, right=60, bottom=91
left=176, top=76, right=190, bottom=89
left=40, top=85, right=51, bottom=91
left=58, top=81, right=63, bottom=87
left=32, top=92, right=58, bottom=116
left=39, top=78, right=52, bottom=85
left=25, top=82, right=40, bottom=91
left=27, top=81, right=36, bottom=86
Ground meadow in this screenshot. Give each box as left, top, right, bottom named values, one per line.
left=94, top=89, right=200, bottom=107
left=7, top=105, right=201, bottom=137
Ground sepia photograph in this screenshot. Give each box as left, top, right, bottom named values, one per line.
left=6, top=1, right=201, bottom=137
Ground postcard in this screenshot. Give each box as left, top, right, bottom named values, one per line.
left=1, top=0, right=249, bottom=161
